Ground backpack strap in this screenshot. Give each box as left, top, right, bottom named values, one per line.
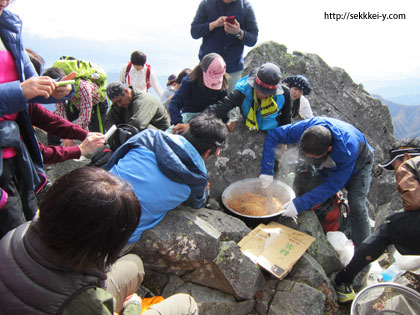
left=125, top=62, right=132, bottom=86
left=145, top=63, right=151, bottom=92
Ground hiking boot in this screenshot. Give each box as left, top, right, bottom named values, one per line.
left=335, top=282, right=356, bottom=303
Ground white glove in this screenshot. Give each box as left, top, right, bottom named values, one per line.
left=259, top=174, right=274, bottom=189
left=280, top=201, right=298, bottom=219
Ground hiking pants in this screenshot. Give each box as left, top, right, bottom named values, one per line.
left=345, top=161, right=373, bottom=247
left=336, top=210, right=420, bottom=284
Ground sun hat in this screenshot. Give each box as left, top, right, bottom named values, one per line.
left=247, top=63, right=283, bottom=96
left=379, top=138, right=420, bottom=170
left=107, top=82, right=126, bottom=100
left=201, top=53, right=226, bottom=90
left=282, top=75, right=312, bottom=95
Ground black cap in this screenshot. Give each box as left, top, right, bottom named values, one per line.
left=247, top=63, right=283, bottom=96
left=379, top=138, right=420, bottom=170
left=282, top=75, right=312, bottom=95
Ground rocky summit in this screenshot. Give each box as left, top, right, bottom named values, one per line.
left=42, top=41, right=409, bottom=315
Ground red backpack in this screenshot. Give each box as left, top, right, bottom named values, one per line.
left=311, top=191, right=349, bottom=233
left=125, top=62, right=151, bottom=91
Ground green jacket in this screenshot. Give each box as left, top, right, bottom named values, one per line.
left=105, top=88, right=170, bottom=132
left=63, top=287, right=141, bottom=315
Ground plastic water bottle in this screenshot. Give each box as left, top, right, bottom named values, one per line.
left=380, top=263, right=403, bottom=282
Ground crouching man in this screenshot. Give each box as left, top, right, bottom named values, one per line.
left=105, top=112, right=227, bottom=243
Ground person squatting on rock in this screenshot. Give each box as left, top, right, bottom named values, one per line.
left=168, top=53, right=229, bottom=134
left=119, top=50, right=164, bottom=98
left=206, top=62, right=291, bottom=132
left=25, top=48, right=105, bottom=164
left=0, top=167, right=198, bottom=315
left=334, top=138, right=420, bottom=303
left=259, top=117, right=373, bottom=248
left=282, top=74, right=313, bottom=121
left=0, top=0, right=76, bottom=238
left=105, top=112, right=228, bottom=243
left=105, top=81, right=170, bottom=132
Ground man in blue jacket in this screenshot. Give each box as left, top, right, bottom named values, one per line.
left=191, top=0, right=259, bottom=94
left=259, top=117, right=374, bottom=247
left=105, top=112, right=227, bottom=243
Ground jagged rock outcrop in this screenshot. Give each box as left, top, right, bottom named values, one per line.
left=207, top=41, right=397, bottom=214
left=39, top=40, right=403, bottom=314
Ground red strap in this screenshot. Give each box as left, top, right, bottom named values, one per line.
left=125, top=62, right=132, bottom=86
left=145, top=63, right=151, bottom=92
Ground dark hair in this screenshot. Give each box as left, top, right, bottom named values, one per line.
left=25, top=48, right=45, bottom=76
left=300, top=125, right=332, bottom=156
left=182, top=112, right=227, bottom=155
left=38, top=167, right=141, bottom=272
left=175, top=68, right=192, bottom=84
left=189, top=64, right=228, bottom=91
left=42, top=67, right=66, bottom=79
left=130, top=51, right=147, bottom=66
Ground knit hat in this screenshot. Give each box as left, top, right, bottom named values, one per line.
left=247, top=63, right=284, bottom=96
left=107, top=82, right=126, bottom=100
left=282, top=75, right=312, bottom=95
left=379, top=138, right=420, bottom=170
left=201, top=53, right=226, bottom=90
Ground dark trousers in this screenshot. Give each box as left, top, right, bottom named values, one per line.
left=336, top=210, right=420, bottom=284
left=0, top=157, right=37, bottom=238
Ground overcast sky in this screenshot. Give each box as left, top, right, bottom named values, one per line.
left=9, top=0, right=419, bottom=84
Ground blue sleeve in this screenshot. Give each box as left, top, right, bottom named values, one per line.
left=190, top=1, right=211, bottom=39
left=260, top=120, right=309, bottom=175
left=293, top=155, right=357, bottom=212
left=187, top=187, right=207, bottom=208
left=0, top=80, right=28, bottom=117
left=241, top=3, right=259, bottom=47
left=168, top=78, right=190, bottom=125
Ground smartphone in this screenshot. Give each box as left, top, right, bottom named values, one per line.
left=104, top=125, right=118, bottom=142
left=226, top=16, right=235, bottom=24
left=57, top=80, right=75, bottom=86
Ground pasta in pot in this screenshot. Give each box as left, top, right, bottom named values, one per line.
left=228, top=192, right=283, bottom=216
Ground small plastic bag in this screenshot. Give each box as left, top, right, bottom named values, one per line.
left=326, top=231, right=354, bottom=266
left=393, top=250, right=420, bottom=271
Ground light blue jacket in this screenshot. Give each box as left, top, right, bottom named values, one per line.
left=261, top=117, right=373, bottom=212
left=106, top=129, right=208, bottom=243
left=236, top=76, right=286, bottom=131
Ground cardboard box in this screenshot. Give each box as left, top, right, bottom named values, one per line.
left=238, top=222, right=315, bottom=279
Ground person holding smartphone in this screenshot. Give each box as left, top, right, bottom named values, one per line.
left=191, top=0, right=259, bottom=99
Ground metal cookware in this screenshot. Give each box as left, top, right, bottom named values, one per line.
left=221, top=178, right=295, bottom=220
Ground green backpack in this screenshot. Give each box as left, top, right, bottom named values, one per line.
left=52, top=56, right=108, bottom=104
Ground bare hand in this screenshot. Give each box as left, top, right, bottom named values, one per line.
left=79, top=132, right=105, bottom=156
left=123, top=293, right=142, bottom=309
left=51, top=72, right=77, bottom=99
left=21, top=76, right=58, bottom=100
left=224, top=20, right=241, bottom=35
left=172, top=123, right=190, bottom=134
left=226, top=121, right=235, bottom=132
left=62, top=139, right=75, bottom=147
left=210, top=16, right=226, bottom=31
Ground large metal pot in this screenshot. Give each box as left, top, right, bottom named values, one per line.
left=221, top=178, right=295, bottom=225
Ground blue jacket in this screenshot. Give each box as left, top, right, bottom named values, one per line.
left=236, top=76, right=286, bottom=131
left=168, top=75, right=227, bottom=125
left=261, top=117, right=373, bottom=212
left=105, top=129, right=208, bottom=243
left=0, top=10, right=69, bottom=192
left=191, top=0, right=259, bottom=73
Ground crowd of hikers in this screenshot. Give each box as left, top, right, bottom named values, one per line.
left=1, top=0, right=420, bottom=313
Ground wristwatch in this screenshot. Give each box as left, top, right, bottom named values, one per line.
left=235, top=30, right=243, bottom=39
